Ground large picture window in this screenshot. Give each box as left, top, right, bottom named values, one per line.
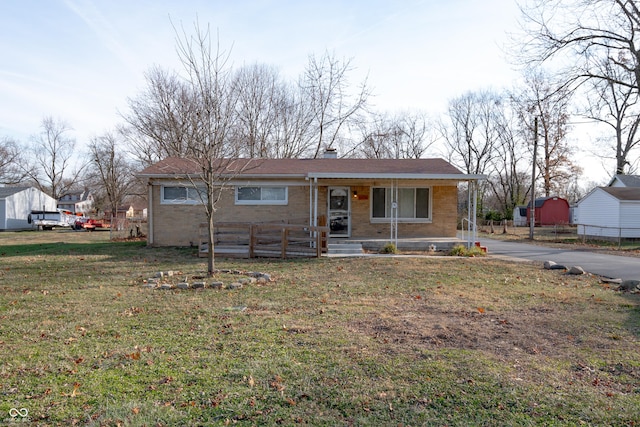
left=235, top=186, right=287, bottom=205
left=161, top=186, right=206, bottom=204
left=371, top=187, right=431, bottom=221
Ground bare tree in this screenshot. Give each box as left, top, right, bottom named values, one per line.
left=0, top=136, right=27, bottom=185
left=268, top=81, right=315, bottom=158
left=233, top=63, right=283, bottom=157
left=26, top=117, right=86, bottom=200
left=351, top=111, right=437, bottom=159
left=514, top=70, right=580, bottom=197
left=301, top=51, right=371, bottom=158
left=88, top=132, right=137, bottom=217
left=519, top=0, right=640, bottom=92
left=121, top=66, right=197, bottom=167
left=582, top=54, right=640, bottom=175
left=440, top=90, right=501, bottom=175
left=172, top=23, right=250, bottom=274
left=486, top=97, right=531, bottom=218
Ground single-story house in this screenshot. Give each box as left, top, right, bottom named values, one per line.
left=526, top=196, right=570, bottom=226
left=574, top=187, right=640, bottom=238
left=607, top=174, right=640, bottom=188
left=0, top=186, right=58, bottom=231
left=138, top=154, right=485, bottom=248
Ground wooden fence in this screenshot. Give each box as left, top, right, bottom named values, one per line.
left=199, top=222, right=329, bottom=258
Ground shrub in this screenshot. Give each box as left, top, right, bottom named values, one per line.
left=449, top=244, right=486, bottom=257
left=381, top=242, right=399, bottom=254
left=484, top=210, right=504, bottom=221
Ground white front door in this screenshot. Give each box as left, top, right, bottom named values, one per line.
left=328, top=187, right=350, bottom=237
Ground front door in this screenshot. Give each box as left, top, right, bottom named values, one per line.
left=328, top=187, right=350, bottom=237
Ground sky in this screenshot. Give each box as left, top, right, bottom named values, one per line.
left=0, top=0, right=613, bottom=184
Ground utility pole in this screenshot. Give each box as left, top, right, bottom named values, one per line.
left=529, top=117, right=538, bottom=240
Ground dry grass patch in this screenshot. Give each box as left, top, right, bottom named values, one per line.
left=0, top=230, right=638, bottom=425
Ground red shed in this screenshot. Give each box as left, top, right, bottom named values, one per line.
left=527, top=196, right=570, bottom=226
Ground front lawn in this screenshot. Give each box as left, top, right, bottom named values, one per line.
left=1, top=231, right=638, bottom=425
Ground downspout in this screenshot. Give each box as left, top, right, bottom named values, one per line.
left=147, top=181, right=154, bottom=246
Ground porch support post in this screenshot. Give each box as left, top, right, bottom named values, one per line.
left=313, top=178, right=318, bottom=228
left=308, top=178, right=313, bottom=228
left=470, top=180, right=478, bottom=248
left=390, top=179, right=398, bottom=247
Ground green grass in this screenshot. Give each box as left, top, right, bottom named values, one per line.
left=0, top=230, right=639, bottom=426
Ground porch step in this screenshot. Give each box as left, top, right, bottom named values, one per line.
left=327, top=242, right=364, bottom=255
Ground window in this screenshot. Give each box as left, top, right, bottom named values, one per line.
left=161, top=186, right=206, bottom=204
left=371, top=187, right=430, bottom=221
left=235, top=186, right=287, bottom=205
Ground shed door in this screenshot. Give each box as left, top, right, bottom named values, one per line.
left=328, top=187, right=350, bottom=237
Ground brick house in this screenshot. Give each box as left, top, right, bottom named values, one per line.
left=138, top=154, right=484, bottom=248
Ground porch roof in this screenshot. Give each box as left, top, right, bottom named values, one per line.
left=139, top=157, right=486, bottom=182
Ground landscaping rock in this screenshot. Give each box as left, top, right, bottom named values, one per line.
left=177, top=282, right=190, bottom=290
left=619, top=279, right=640, bottom=292
left=210, top=281, right=224, bottom=289
left=142, top=283, right=156, bottom=289
left=146, top=278, right=159, bottom=285
left=158, top=284, right=174, bottom=290
left=601, top=277, right=623, bottom=285
left=567, top=266, right=585, bottom=275
left=192, top=281, right=206, bottom=289
left=544, top=260, right=556, bottom=270
left=550, top=264, right=567, bottom=270
left=227, top=282, right=243, bottom=290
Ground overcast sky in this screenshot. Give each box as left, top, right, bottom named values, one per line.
left=0, top=0, right=613, bottom=184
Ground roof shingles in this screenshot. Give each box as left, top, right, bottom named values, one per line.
left=139, top=157, right=467, bottom=178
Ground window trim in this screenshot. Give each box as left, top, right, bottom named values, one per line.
left=235, top=186, right=288, bottom=205
left=370, top=186, right=432, bottom=223
left=161, top=185, right=206, bottom=205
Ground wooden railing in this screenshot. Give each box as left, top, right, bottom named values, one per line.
left=199, top=222, right=329, bottom=258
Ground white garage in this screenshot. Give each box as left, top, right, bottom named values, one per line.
left=574, top=187, right=640, bottom=239
left=0, top=187, right=57, bottom=231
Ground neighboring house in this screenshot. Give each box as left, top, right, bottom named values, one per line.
left=0, top=186, right=57, bottom=231
left=123, top=196, right=148, bottom=219
left=58, top=189, right=94, bottom=214
left=607, top=174, right=640, bottom=188
left=574, top=187, right=640, bottom=238
left=526, top=196, right=570, bottom=226
left=138, top=155, right=485, bottom=247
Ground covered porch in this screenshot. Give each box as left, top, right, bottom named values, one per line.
left=306, top=173, right=483, bottom=251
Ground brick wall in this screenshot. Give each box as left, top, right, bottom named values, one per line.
left=149, top=180, right=459, bottom=246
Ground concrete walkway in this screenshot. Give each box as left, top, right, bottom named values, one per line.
left=478, top=236, right=640, bottom=281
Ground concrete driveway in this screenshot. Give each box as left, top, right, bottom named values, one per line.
left=478, top=237, right=640, bottom=281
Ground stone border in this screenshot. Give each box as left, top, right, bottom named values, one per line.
left=141, top=269, right=273, bottom=290
left=543, top=260, right=640, bottom=292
